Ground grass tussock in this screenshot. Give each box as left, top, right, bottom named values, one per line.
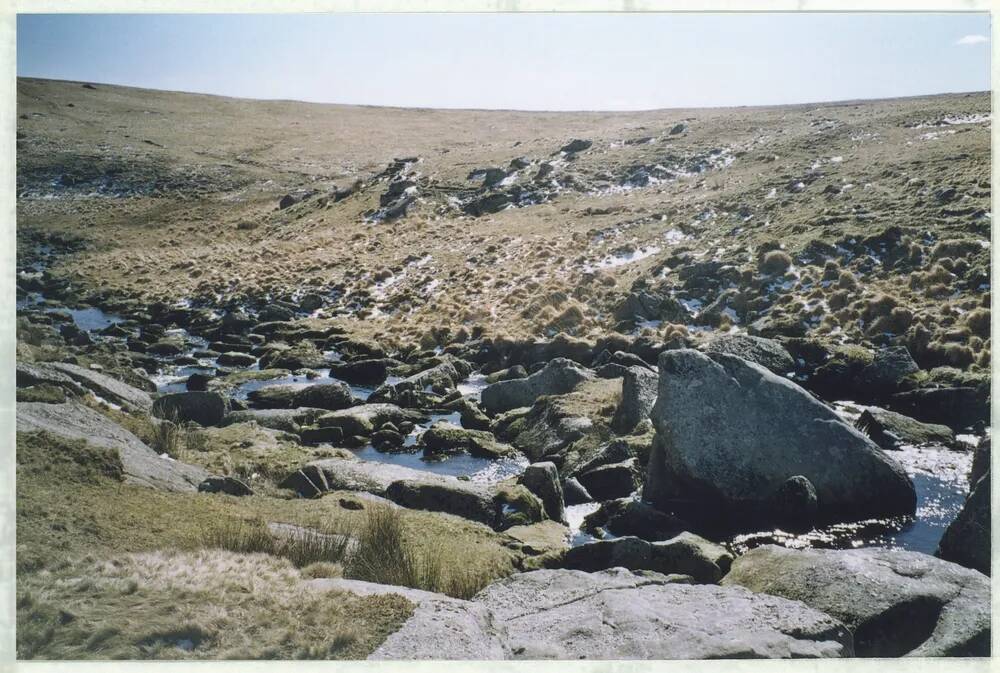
left=204, top=518, right=353, bottom=569
left=203, top=505, right=508, bottom=600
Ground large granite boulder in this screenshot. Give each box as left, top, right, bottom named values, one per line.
left=481, top=358, right=595, bottom=415
left=722, top=545, right=990, bottom=657
left=17, top=401, right=207, bottom=492
left=473, top=568, right=853, bottom=658
left=644, top=350, right=916, bottom=529
left=936, top=472, right=990, bottom=576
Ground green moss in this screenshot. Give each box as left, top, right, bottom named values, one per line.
left=17, top=384, right=68, bottom=404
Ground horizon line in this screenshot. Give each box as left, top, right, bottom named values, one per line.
left=16, top=75, right=991, bottom=114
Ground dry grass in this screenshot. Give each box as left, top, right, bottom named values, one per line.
left=16, top=430, right=521, bottom=659
left=203, top=506, right=508, bottom=600
left=204, top=518, right=353, bottom=568
left=17, top=549, right=412, bottom=660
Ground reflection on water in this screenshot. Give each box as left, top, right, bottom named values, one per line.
left=351, top=444, right=527, bottom=483
left=729, top=443, right=974, bottom=555
left=566, top=502, right=602, bottom=546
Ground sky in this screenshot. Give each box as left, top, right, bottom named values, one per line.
left=16, top=12, right=992, bottom=111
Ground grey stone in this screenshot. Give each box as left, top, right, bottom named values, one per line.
left=611, top=366, right=658, bottom=433
left=329, top=358, right=396, bottom=386
left=855, top=407, right=956, bottom=450
left=577, top=458, right=639, bottom=502
left=644, top=350, right=915, bottom=527
left=702, top=334, right=795, bottom=375
left=280, top=455, right=435, bottom=497
left=971, top=437, right=990, bottom=487
left=562, top=532, right=732, bottom=583
left=370, top=357, right=467, bottom=407
left=217, top=351, right=257, bottom=367
left=474, top=568, right=852, bottom=658
left=722, top=545, right=990, bottom=657
left=561, top=477, right=592, bottom=505
left=198, top=476, right=253, bottom=496
left=299, top=425, right=344, bottom=445
left=16, top=361, right=86, bottom=396
left=386, top=479, right=497, bottom=527
left=315, top=404, right=423, bottom=437
left=481, top=358, right=595, bottom=415
left=220, top=407, right=326, bottom=433
left=50, top=362, right=153, bottom=411
left=17, top=401, right=207, bottom=492
left=307, top=577, right=508, bottom=660
left=504, top=397, right=594, bottom=463
left=518, top=462, right=566, bottom=524
left=419, top=421, right=516, bottom=459
left=281, top=456, right=498, bottom=526
left=152, top=391, right=230, bottom=427
left=887, top=386, right=990, bottom=430
left=582, top=497, right=686, bottom=541
left=559, top=139, right=593, bottom=153
left=246, top=385, right=300, bottom=409
left=936, top=472, right=990, bottom=576
left=292, top=382, right=354, bottom=411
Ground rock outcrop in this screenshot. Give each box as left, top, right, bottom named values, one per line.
left=644, top=350, right=916, bottom=529
left=17, top=401, right=207, bottom=492
left=481, top=358, right=595, bottom=415
left=473, top=568, right=853, bottom=658
left=722, top=545, right=990, bottom=657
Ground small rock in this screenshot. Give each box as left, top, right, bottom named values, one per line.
left=198, top=476, right=253, bottom=496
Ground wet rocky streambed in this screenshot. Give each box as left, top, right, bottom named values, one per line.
left=15, top=247, right=985, bottom=558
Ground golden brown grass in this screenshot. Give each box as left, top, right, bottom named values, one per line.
left=17, top=549, right=412, bottom=660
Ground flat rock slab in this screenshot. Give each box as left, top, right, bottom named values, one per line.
left=49, top=362, right=153, bottom=411
left=287, top=456, right=456, bottom=496
left=307, top=577, right=508, bottom=660
left=17, top=401, right=207, bottom=492
left=721, top=545, right=990, bottom=657
left=16, top=361, right=86, bottom=395
left=221, top=407, right=327, bottom=433
left=473, top=568, right=853, bottom=658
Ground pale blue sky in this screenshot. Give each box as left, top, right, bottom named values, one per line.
left=17, top=13, right=992, bottom=110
